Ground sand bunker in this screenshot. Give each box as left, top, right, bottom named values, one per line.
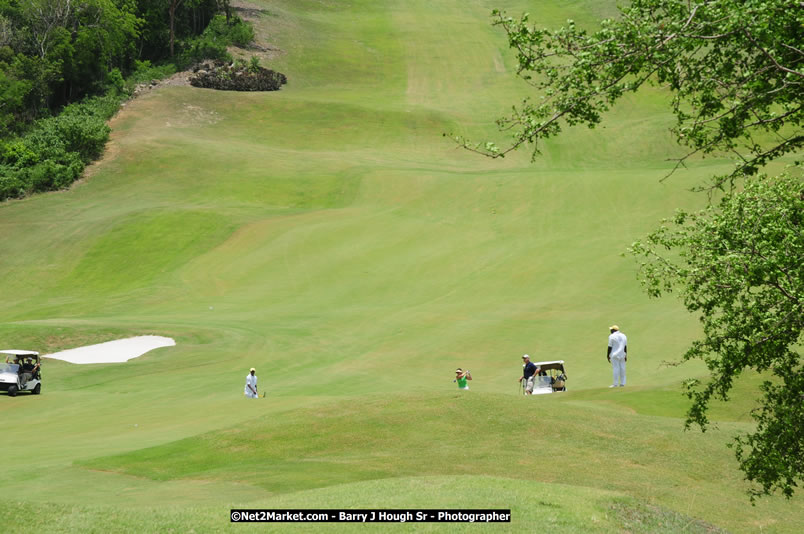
left=44, top=336, right=175, bottom=364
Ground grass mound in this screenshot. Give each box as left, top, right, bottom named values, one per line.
left=81, top=391, right=782, bottom=531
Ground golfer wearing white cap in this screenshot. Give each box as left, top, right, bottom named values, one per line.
left=607, top=325, right=628, bottom=387
left=245, top=368, right=258, bottom=398
left=518, top=355, right=541, bottom=395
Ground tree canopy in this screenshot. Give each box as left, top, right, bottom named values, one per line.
left=461, top=0, right=803, bottom=498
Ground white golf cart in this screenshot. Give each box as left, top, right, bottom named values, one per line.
left=0, top=350, right=42, bottom=397
left=530, top=360, right=567, bottom=395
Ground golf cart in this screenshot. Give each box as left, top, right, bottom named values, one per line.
left=0, top=350, right=41, bottom=397
left=530, top=360, right=567, bottom=395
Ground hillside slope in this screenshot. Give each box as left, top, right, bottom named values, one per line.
left=0, top=1, right=800, bottom=532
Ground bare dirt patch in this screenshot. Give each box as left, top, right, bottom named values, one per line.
left=164, top=103, right=222, bottom=128
left=230, top=0, right=284, bottom=63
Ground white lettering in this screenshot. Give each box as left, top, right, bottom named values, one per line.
left=338, top=512, right=367, bottom=522
left=378, top=511, right=413, bottom=522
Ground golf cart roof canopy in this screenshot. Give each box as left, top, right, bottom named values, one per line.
left=532, top=360, right=565, bottom=372
left=0, top=350, right=39, bottom=357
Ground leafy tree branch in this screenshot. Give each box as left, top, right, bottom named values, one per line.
left=454, top=0, right=803, bottom=189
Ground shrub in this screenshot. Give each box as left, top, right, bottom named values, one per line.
left=203, top=14, right=230, bottom=40
left=203, top=14, right=254, bottom=46
left=227, top=19, right=255, bottom=47
left=176, top=14, right=255, bottom=68
left=179, top=36, right=231, bottom=67
left=61, top=94, right=121, bottom=122
left=0, top=95, right=118, bottom=201
left=105, top=68, right=125, bottom=95
left=26, top=158, right=82, bottom=192
left=0, top=165, right=25, bottom=199
left=1, top=140, right=39, bottom=167
left=54, top=114, right=110, bottom=162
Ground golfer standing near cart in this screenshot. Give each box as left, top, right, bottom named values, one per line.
left=607, top=325, right=628, bottom=388
left=518, top=355, right=541, bottom=395
left=245, top=367, right=258, bottom=398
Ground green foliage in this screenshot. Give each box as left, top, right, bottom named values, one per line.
left=177, top=14, right=254, bottom=66
left=248, top=55, right=260, bottom=73
left=0, top=94, right=120, bottom=200
left=105, top=67, right=125, bottom=95
left=178, top=37, right=229, bottom=67
left=226, top=16, right=254, bottom=47
left=630, top=169, right=804, bottom=498
left=135, top=0, right=207, bottom=61
left=203, top=13, right=254, bottom=47
left=18, top=0, right=140, bottom=104
left=0, top=68, right=31, bottom=136
left=3, top=53, right=62, bottom=118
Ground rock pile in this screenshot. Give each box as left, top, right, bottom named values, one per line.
left=189, top=60, right=287, bottom=91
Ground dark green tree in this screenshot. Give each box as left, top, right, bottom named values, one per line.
left=458, top=0, right=803, bottom=498
left=3, top=0, right=139, bottom=111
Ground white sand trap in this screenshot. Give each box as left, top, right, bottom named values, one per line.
left=44, top=336, right=176, bottom=364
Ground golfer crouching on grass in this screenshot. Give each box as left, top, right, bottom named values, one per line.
left=245, top=367, right=258, bottom=398
left=454, top=368, right=472, bottom=390
left=518, top=354, right=541, bottom=395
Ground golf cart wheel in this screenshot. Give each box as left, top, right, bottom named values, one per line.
left=32, top=383, right=41, bottom=395
left=7, top=385, right=17, bottom=397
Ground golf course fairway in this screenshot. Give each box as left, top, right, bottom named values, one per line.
left=1, top=1, right=801, bottom=532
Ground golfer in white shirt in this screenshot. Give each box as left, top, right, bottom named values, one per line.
left=607, top=325, right=628, bottom=387
left=245, top=368, right=258, bottom=398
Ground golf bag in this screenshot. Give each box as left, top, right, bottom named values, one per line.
left=552, top=373, right=567, bottom=391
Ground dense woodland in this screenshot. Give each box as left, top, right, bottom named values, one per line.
left=0, top=0, right=253, bottom=200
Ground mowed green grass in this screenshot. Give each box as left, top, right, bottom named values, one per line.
left=0, top=0, right=801, bottom=532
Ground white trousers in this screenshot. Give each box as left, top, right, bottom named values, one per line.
left=611, top=357, right=626, bottom=386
